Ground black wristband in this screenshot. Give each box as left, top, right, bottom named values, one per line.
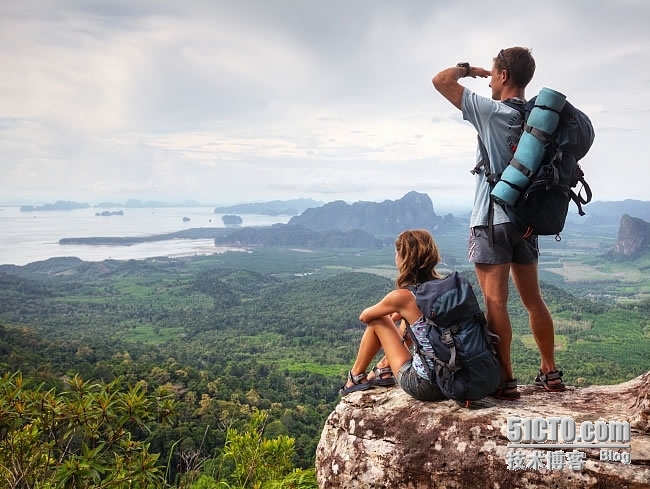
left=456, top=62, right=470, bottom=77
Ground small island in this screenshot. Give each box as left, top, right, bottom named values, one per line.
left=95, top=210, right=124, bottom=216
left=222, top=214, right=243, bottom=226
left=182, top=217, right=191, bottom=222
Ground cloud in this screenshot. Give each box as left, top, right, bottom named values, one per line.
left=0, top=0, right=649, bottom=206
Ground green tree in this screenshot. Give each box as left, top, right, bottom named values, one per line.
left=0, top=371, right=175, bottom=489
left=190, top=411, right=316, bottom=489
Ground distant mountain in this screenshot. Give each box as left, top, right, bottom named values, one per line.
left=95, top=202, right=125, bottom=208
left=20, top=200, right=90, bottom=212
left=287, top=191, right=451, bottom=236
left=124, top=199, right=204, bottom=208
left=215, top=224, right=383, bottom=249
left=579, top=200, right=650, bottom=225
left=613, top=214, right=650, bottom=259
left=94, top=199, right=209, bottom=208
left=26, top=199, right=211, bottom=209
left=214, top=198, right=323, bottom=216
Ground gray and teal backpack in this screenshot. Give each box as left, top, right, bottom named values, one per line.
left=474, top=97, right=595, bottom=241
left=407, top=272, right=501, bottom=401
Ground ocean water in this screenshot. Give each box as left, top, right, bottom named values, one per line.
left=0, top=206, right=291, bottom=266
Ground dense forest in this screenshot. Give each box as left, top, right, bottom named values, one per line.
left=1, top=244, right=649, bottom=487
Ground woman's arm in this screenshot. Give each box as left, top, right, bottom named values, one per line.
left=359, top=289, right=412, bottom=324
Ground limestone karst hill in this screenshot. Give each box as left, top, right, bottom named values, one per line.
left=614, top=214, right=650, bottom=259
left=288, top=191, right=455, bottom=235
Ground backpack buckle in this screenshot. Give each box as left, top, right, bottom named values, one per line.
left=442, top=330, right=454, bottom=348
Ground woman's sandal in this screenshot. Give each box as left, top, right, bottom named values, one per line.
left=339, top=370, right=373, bottom=396
left=370, top=365, right=396, bottom=387
left=493, top=378, right=521, bottom=400
left=534, top=369, right=566, bottom=392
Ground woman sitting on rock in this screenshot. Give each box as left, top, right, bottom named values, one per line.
left=339, top=229, right=447, bottom=400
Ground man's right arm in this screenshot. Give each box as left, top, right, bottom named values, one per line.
left=432, top=65, right=490, bottom=110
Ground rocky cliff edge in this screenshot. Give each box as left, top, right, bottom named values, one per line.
left=316, top=371, right=650, bottom=488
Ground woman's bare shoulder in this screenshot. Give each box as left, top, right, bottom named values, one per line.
left=388, top=288, right=416, bottom=303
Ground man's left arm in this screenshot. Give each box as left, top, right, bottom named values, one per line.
left=432, top=65, right=490, bottom=110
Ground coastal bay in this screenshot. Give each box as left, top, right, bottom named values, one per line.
left=0, top=206, right=290, bottom=266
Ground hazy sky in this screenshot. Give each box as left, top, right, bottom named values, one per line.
left=1, top=0, right=648, bottom=210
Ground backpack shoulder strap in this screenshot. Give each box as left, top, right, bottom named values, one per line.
left=402, top=285, right=450, bottom=383
left=570, top=167, right=593, bottom=216
left=503, top=98, right=555, bottom=143
left=471, top=99, right=524, bottom=177
left=502, top=97, right=527, bottom=114
left=470, top=136, right=491, bottom=176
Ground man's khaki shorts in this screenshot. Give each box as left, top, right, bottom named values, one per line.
left=468, top=223, right=538, bottom=265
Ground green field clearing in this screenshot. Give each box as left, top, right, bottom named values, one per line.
left=122, top=324, right=186, bottom=344
left=520, top=334, right=568, bottom=351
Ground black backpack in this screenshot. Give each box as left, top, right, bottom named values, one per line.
left=407, top=272, right=501, bottom=402
left=475, top=97, right=595, bottom=240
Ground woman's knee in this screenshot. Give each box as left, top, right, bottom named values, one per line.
left=366, top=316, right=395, bottom=329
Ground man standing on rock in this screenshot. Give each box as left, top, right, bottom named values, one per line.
left=432, top=47, right=565, bottom=398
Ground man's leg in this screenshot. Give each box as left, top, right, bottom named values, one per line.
left=474, top=262, right=513, bottom=380
left=510, top=262, right=562, bottom=387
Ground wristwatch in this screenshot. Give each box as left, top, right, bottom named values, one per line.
left=456, top=62, right=471, bottom=77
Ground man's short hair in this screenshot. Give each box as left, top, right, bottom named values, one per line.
left=495, top=47, right=535, bottom=88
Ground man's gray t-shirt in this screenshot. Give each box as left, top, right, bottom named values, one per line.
left=461, top=88, right=524, bottom=228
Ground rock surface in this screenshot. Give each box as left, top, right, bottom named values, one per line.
left=316, top=371, right=650, bottom=488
